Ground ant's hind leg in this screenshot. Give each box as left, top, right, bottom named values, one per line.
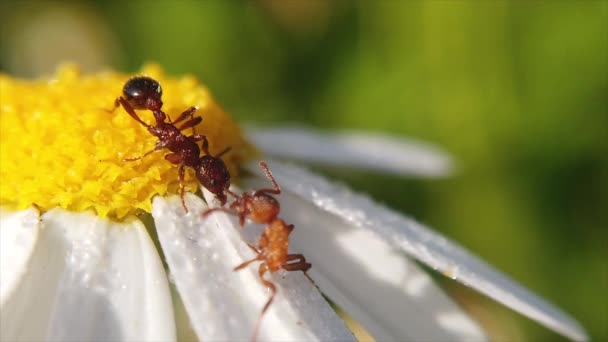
left=282, top=254, right=312, bottom=272
left=252, top=264, right=276, bottom=342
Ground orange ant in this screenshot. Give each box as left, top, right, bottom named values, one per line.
left=112, top=76, right=231, bottom=211
left=203, top=161, right=312, bottom=341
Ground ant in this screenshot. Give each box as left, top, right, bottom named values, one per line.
left=111, top=76, right=231, bottom=211
left=203, top=161, right=312, bottom=342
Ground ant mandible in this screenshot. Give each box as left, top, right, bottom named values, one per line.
left=203, top=161, right=312, bottom=342
left=112, top=76, right=231, bottom=211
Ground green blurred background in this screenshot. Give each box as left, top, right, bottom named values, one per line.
left=1, top=1, right=606, bottom=341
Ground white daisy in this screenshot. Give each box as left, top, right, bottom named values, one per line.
left=0, top=65, right=587, bottom=342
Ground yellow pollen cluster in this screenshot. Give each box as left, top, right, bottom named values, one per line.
left=0, top=64, right=254, bottom=220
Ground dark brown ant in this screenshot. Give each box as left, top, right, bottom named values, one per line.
left=203, top=161, right=311, bottom=342
left=112, top=76, right=231, bottom=211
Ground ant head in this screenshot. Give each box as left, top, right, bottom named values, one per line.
left=196, top=156, right=230, bottom=203
left=248, top=193, right=280, bottom=224
left=122, top=76, right=163, bottom=112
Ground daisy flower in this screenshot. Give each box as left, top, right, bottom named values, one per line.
left=0, top=65, right=587, bottom=341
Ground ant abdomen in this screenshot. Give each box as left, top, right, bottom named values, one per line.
left=196, top=155, right=231, bottom=203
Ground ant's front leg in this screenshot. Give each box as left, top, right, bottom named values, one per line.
left=114, top=97, right=150, bottom=128
left=173, top=106, right=198, bottom=125
left=234, top=254, right=262, bottom=271
left=174, top=106, right=202, bottom=137
left=103, top=98, right=121, bottom=114
left=178, top=116, right=202, bottom=132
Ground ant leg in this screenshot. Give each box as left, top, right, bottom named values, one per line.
left=201, top=135, right=211, bottom=155
left=103, top=98, right=120, bottom=114
left=234, top=254, right=262, bottom=271
left=246, top=243, right=261, bottom=254
left=164, top=152, right=182, bottom=165
left=282, top=254, right=312, bottom=272
left=194, top=135, right=231, bottom=158
left=251, top=263, right=276, bottom=342
left=178, top=164, right=188, bottom=213
left=175, top=106, right=200, bottom=139
left=123, top=146, right=162, bottom=162
left=188, top=133, right=207, bottom=145
left=188, top=134, right=208, bottom=150
left=115, top=97, right=151, bottom=128
left=206, top=193, right=247, bottom=226
left=216, top=146, right=232, bottom=158
left=225, top=188, right=238, bottom=198
left=173, top=106, right=198, bottom=124
left=178, top=116, right=202, bottom=132
left=254, top=161, right=281, bottom=196
left=283, top=254, right=314, bottom=284
left=285, top=224, right=294, bottom=234
left=234, top=196, right=257, bottom=226
left=189, top=134, right=206, bottom=142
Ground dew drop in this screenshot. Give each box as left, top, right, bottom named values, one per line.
left=443, top=264, right=459, bottom=280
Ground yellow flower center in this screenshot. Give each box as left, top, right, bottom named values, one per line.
left=0, top=64, right=254, bottom=220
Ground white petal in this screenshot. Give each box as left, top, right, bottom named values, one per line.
left=242, top=176, right=487, bottom=342
left=246, top=125, right=453, bottom=177
left=0, top=209, right=175, bottom=341
left=152, top=192, right=354, bottom=342
left=0, top=207, right=40, bottom=305
left=246, top=160, right=588, bottom=342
